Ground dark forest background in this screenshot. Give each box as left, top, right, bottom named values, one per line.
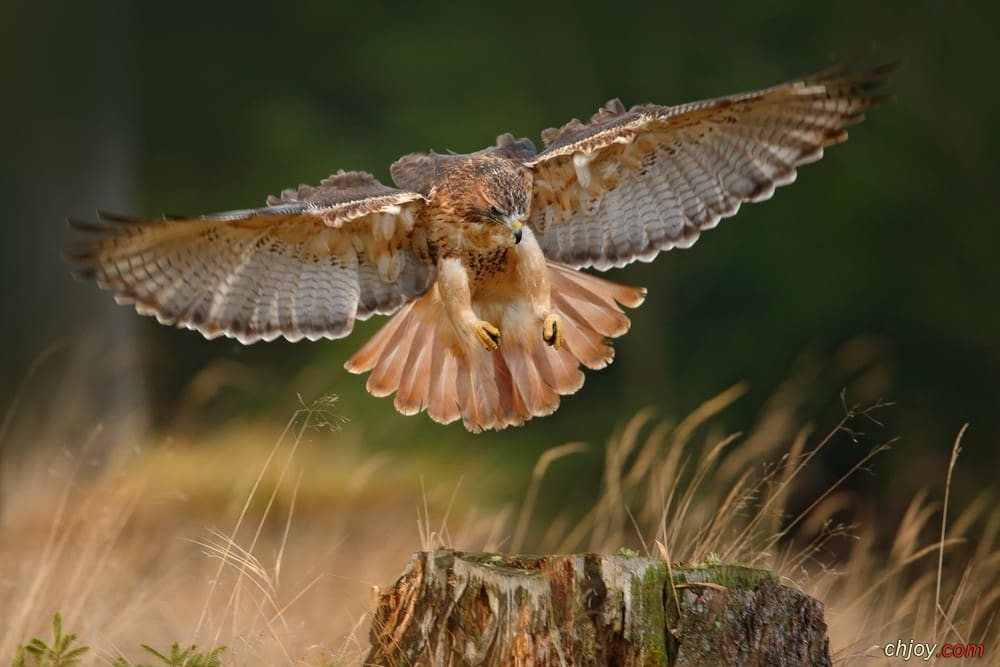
left=1, top=1, right=996, bottom=535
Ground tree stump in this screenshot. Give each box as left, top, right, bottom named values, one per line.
left=366, top=550, right=831, bottom=666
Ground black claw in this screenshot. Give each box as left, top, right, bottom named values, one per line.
left=543, top=320, right=559, bottom=345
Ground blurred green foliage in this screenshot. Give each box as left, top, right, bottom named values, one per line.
left=1, top=2, right=996, bottom=521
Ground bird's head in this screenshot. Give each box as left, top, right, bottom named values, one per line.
left=474, top=160, right=530, bottom=244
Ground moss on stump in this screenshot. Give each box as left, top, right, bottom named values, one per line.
left=366, top=549, right=831, bottom=666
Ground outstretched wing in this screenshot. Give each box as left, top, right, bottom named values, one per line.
left=68, top=171, right=434, bottom=343
left=526, top=64, right=892, bottom=270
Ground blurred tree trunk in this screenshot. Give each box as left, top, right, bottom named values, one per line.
left=367, top=550, right=831, bottom=666
left=0, top=0, right=147, bottom=459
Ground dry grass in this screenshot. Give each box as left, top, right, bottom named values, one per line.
left=527, top=389, right=998, bottom=664
left=1, top=354, right=997, bottom=665
left=0, top=393, right=507, bottom=665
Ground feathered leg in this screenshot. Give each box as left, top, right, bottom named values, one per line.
left=345, top=261, right=645, bottom=432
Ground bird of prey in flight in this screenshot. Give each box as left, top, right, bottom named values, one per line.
left=69, top=64, right=890, bottom=432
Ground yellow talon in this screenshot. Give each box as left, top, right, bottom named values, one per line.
left=542, top=314, right=563, bottom=350
left=473, top=320, right=501, bottom=351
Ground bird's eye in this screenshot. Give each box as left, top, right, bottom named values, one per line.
left=488, top=205, right=502, bottom=218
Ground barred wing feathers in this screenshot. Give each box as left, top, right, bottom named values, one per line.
left=527, top=64, right=892, bottom=271
left=67, top=171, right=433, bottom=344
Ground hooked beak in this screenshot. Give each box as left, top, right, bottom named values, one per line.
left=508, top=218, right=524, bottom=244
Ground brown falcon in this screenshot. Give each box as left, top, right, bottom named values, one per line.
left=68, top=64, right=890, bottom=432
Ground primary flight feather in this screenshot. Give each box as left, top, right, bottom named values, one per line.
left=69, top=64, right=890, bottom=432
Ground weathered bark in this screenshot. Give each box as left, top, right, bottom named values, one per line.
left=366, top=550, right=830, bottom=666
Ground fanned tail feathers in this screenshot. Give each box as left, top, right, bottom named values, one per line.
left=345, top=262, right=645, bottom=432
